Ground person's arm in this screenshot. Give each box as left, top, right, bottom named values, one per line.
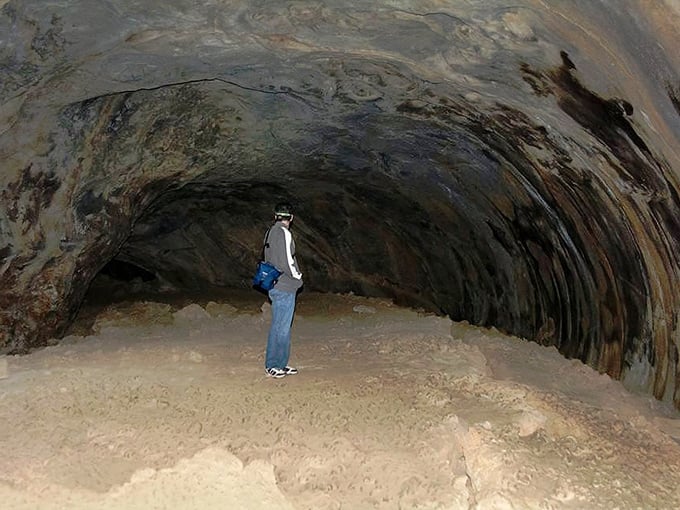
left=267, top=226, right=302, bottom=280
left=282, top=227, right=302, bottom=280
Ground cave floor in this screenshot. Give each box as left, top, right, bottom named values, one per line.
left=1, top=292, right=679, bottom=509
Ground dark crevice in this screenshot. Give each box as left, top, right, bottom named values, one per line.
left=100, top=259, right=156, bottom=282
left=667, top=82, right=680, bottom=117
left=68, top=76, right=297, bottom=109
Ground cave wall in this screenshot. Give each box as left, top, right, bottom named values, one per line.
left=1, top=0, right=679, bottom=406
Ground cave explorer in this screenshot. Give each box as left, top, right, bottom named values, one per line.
left=262, top=202, right=304, bottom=378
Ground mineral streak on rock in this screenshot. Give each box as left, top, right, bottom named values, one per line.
left=0, top=1, right=679, bottom=407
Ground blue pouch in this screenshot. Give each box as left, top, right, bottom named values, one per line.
left=252, top=261, right=282, bottom=291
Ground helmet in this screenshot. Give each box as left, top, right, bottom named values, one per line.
left=274, top=202, right=293, bottom=218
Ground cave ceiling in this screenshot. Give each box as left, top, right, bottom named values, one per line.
left=1, top=0, right=680, bottom=406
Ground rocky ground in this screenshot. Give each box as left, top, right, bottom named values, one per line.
left=1, top=291, right=679, bottom=509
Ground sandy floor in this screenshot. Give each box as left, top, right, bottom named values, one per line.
left=1, top=292, right=679, bottom=509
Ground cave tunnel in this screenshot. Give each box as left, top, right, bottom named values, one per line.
left=1, top=1, right=680, bottom=409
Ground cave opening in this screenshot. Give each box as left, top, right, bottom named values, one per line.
left=60, top=59, right=670, bottom=403
left=75, top=99, right=576, bottom=357
left=66, top=71, right=591, bottom=358
left=100, top=259, right=157, bottom=283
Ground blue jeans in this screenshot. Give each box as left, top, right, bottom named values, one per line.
left=265, top=288, right=296, bottom=369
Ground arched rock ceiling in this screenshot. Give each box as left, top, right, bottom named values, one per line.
left=1, top=1, right=679, bottom=406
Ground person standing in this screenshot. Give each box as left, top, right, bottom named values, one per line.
left=263, top=202, right=303, bottom=378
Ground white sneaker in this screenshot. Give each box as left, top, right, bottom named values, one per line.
left=283, top=366, right=298, bottom=375
left=266, top=367, right=286, bottom=379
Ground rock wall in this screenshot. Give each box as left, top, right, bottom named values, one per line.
left=1, top=1, right=679, bottom=405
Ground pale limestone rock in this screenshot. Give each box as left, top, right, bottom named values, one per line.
left=173, top=304, right=210, bottom=322
left=205, top=301, right=238, bottom=318
left=352, top=305, right=376, bottom=314
left=515, top=408, right=548, bottom=437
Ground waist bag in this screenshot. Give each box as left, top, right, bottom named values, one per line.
left=252, top=228, right=283, bottom=291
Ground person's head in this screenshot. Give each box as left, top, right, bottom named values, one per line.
left=274, top=202, right=294, bottom=223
